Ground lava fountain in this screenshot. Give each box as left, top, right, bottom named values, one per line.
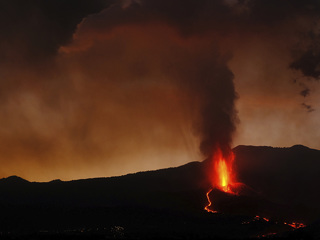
left=214, top=150, right=235, bottom=193
left=205, top=147, right=238, bottom=213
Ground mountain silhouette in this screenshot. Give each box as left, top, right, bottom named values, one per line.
left=234, top=145, right=320, bottom=211
left=0, top=145, right=319, bottom=239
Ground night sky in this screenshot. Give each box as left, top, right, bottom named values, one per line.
left=1, top=0, right=320, bottom=181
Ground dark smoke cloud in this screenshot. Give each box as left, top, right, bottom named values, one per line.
left=290, top=50, right=320, bottom=79
left=0, top=0, right=113, bottom=65
left=69, top=0, right=320, bottom=155
left=72, top=0, right=240, bottom=157
left=62, top=23, right=238, bottom=158
left=0, top=0, right=116, bottom=180
left=0, top=0, right=320, bottom=180
left=81, top=0, right=320, bottom=37
left=0, top=0, right=115, bottom=108
left=300, top=88, right=311, bottom=98
left=302, top=103, right=315, bottom=113
left=162, top=49, right=237, bottom=156
left=169, top=53, right=237, bottom=156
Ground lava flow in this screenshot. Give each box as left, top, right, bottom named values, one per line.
left=204, top=189, right=217, bottom=213
left=203, top=148, right=307, bottom=231
left=204, top=148, right=237, bottom=213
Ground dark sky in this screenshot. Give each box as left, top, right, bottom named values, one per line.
left=0, top=0, right=320, bottom=181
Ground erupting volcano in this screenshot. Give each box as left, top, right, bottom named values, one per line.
left=212, top=149, right=236, bottom=193
left=204, top=146, right=308, bottom=234
left=205, top=147, right=239, bottom=213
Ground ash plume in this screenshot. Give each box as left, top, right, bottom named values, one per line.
left=67, top=0, right=320, bottom=156
left=65, top=0, right=242, bottom=158
left=179, top=55, right=238, bottom=157
left=1, top=0, right=320, bottom=180
left=164, top=50, right=238, bottom=157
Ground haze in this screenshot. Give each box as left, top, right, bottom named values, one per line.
left=0, top=0, right=319, bottom=181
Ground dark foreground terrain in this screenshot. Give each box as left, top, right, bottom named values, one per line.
left=0, top=145, right=320, bottom=239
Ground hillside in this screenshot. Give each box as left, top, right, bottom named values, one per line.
left=0, top=145, right=319, bottom=239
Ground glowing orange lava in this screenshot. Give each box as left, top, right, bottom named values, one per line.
left=204, top=189, right=217, bottom=213
left=204, top=148, right=237, bottom=213
left=284, top=222, right=306, bottom=229
left=215, top=157, right=233, bottom=193
left=212, top=148, right=236, bottom=193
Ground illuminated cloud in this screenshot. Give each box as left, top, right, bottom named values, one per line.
left=0, top=0, right=320, bottom=181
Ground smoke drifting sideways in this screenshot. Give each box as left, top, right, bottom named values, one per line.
left=1, top=0, right=320, bottom=181
left=54, top=0, right=320, bottom=165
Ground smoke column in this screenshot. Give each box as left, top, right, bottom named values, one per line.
left=67, top=0, right=241, bottom=158
left=0, top=0, right=320, bottom=180
left=170, top=52, right=238, bottom=157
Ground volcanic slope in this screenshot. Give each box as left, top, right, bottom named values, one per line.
left=0, top=145, right=319, bottom=239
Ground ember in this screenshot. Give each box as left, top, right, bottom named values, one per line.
left=285, top=222, right=306, bottom=229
